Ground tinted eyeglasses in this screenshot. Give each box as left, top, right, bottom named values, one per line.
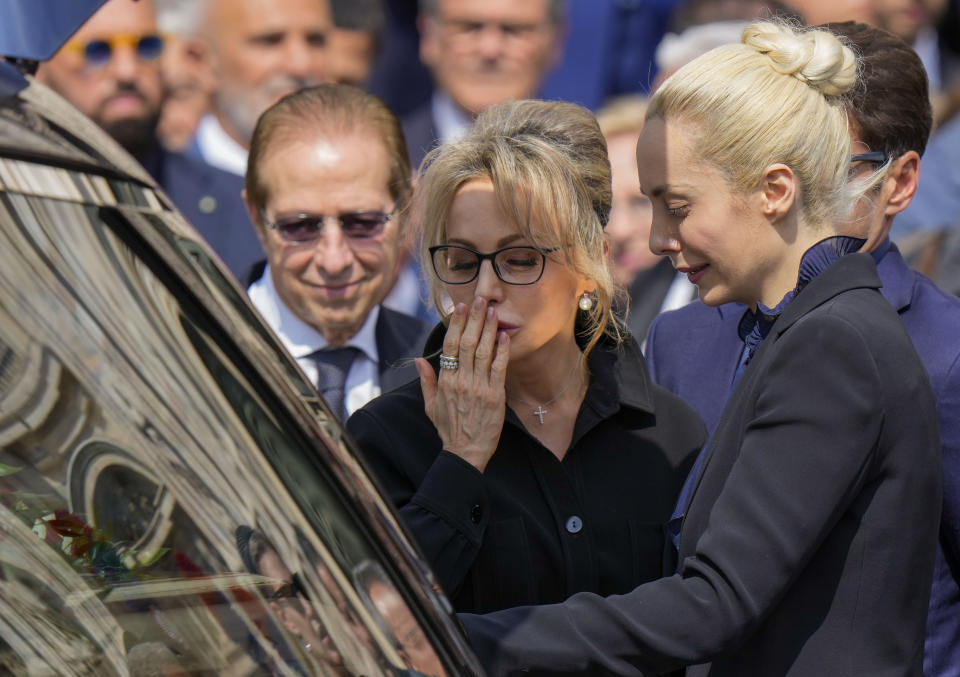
left=429, top=245, right=557, bottom=285
left=263, top=206, right=397, bottom=244
left=64, top=34, right=165, bottom=68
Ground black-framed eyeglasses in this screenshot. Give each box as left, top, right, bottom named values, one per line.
left=850, top=151, right=887, bottom=164
left=64, top=34, right=165, bottom=68
left=429, top=244, right=557, bottom=285
left=262, top=206, right=396, bottom=244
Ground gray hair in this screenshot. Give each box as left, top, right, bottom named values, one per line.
left=155, top=0, right=209, bottom=35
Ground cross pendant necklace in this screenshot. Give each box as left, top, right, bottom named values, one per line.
left=507, top=358, right=583, bottom=425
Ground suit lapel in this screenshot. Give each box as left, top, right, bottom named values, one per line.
left=876, top=245, right=915, bottom=314
left=376, top=308, right=431, bottom=392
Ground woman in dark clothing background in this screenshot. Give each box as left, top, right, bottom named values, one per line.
left=347, top=99, right=705, bottom=614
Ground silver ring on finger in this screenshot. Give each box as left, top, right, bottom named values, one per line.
left=439, top=354, right=460, bottom=370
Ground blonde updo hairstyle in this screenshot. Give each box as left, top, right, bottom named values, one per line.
left=416, top=99, right=616, bottom=358
left=648, top=20, right=866, bottom=230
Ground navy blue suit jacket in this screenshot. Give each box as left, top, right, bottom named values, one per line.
left=646, top=243, right=960, bottom=676
left=462, top=253, right=941, bottom=676
left=149, top=148, right=263, bottom=281
left=400, top=102, right=438, bottom=172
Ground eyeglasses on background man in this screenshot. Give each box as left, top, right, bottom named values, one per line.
left=63, top=33, right=165, bottom=67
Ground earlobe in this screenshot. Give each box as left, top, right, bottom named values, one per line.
left=761, top=164, right=796, bottom=220
left=884, top=151, right=920, bottom=216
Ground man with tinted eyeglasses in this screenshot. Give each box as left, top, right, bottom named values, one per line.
left=36, top=0, right=261, bottom=281
left=243, top=84, right=430, bottom=422
left=644, top=22, right=960, bottom=676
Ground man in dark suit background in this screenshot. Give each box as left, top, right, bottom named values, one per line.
left=401, top=0, right=564, bottom=170
left=243, top=84, right=429, bottom=422
left=35, top=0, right=260, bottom=280
left=391, top=0, right=566, bottom=323
left=645, top=22, right=960, bottom=676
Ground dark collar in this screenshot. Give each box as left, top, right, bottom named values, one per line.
left=773, top=251, right=883, bottom=338
left=738, top=235, right=865, bottom=357
left=583, top=332, right=655, bottom=416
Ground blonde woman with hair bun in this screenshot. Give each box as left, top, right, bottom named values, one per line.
left=461, top=21, right=941, bottom=676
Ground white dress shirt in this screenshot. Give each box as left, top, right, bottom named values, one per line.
left=660, top=271, right=698, bottom=314
left=195, top=114, right=249, bottom=177
left=431, top=90, right=474, bottom=146
left=248, top=265, right=381, bottom=416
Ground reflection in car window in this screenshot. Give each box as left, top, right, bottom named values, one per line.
left=0, top=162, right=450, bottom=675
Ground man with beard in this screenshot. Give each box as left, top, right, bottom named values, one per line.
left=190, top=0, right=334, bottom=177
left=37, top=0, right=261, bottom=280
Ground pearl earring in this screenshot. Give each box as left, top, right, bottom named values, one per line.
left=578, top=292, right=594, bottom=311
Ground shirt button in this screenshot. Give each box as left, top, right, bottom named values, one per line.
left=471, top=504, right=483, bottom=524
left=198, top=195, right=217, bottom=214
left=565, top=516, right=583, bottom=534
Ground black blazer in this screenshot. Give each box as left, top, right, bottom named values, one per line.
left=400, top=101, right=439, bottom=171
left=462, top=253, right=942, bottom=676
left=374, top=305, right=431, bottom=392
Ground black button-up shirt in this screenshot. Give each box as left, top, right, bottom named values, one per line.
left=348, top=330, right=705, bottom=614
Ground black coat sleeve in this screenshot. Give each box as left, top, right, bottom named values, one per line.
left=348, top=400, right=491, bottom=597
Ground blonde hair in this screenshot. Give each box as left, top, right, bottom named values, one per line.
left=648, top=20, right=867, bottom=230
left=596, top=94, right=649, bottom=139
left=416, top=99, right=617, bottom=357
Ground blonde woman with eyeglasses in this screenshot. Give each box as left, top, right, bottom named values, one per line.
left=348, top=99, right=706, bottom=615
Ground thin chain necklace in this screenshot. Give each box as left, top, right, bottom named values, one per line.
left=507, top=357, right=584, bottom=425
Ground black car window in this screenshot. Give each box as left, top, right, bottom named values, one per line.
left=0, top=156, right=460, bottom=676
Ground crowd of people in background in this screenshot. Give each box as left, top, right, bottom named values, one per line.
left=34, top=0, right=960, bottom=674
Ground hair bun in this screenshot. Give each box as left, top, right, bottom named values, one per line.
left=742, top=21, right=856, bottom=97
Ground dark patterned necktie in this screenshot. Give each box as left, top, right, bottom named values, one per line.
left=310, top=347, right=360, bottom=421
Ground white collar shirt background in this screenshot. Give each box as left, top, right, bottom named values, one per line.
left=194, top=113, right=249, bottom=176
left=431, top=90, right=474, bottom=146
